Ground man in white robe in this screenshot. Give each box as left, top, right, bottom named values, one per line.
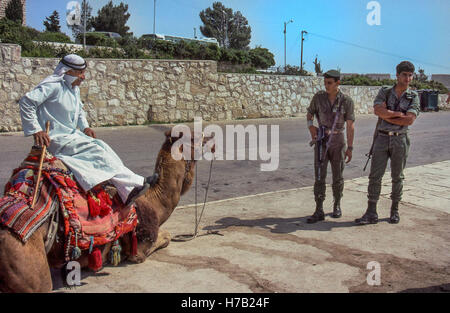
left=19, top=54, right=157, bottom=206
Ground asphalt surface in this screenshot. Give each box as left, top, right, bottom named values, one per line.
left=1, top=111, right=450, bottom=206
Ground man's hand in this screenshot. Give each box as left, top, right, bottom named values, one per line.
left=84, top=128, right=96, bottom=138
left=345, top=148, right=353, bottom=163
left=309, top=126, right=318, bottom=140
left=33, top=131, right=51, bottom=147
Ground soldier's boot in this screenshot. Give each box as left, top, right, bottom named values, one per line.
left=355, top=201, right=378, bottom=225
left=331, top=198, right=342, bottom=218
left=307, top=200, right=325, bottom=224
left=389, top=201, right=400, bottom=224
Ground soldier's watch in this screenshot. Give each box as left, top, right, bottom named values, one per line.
left=347, top=146, right=353, bottom=151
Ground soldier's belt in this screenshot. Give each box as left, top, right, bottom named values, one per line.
left=324, top=130, right=343, bottom=135
left=378, top=130, right=405, bottom=136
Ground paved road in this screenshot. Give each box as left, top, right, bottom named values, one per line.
left=1, top=111, right=450, bottom=206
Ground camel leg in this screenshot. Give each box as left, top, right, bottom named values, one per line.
left=128, top=229, right=171, bottom=263
left=0, top=227, right=52, bottom=293
left=144, top=229, right=171, bottom=256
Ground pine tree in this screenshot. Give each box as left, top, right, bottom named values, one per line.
left=43, top=11, right=61, bottom=32
left=90, top=1, right=132, bottom=37
left=199, top=2, right=251, bottom=50
left=5, top=0, right=23, bottom=24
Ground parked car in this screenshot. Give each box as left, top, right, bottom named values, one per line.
left=141, top=33, right=165, bottom=40
left=75, top=31, right=121, bottom=44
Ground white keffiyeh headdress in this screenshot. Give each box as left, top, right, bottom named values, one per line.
left=37, top=54, right=87, bottom=87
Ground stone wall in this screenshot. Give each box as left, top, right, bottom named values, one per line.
left=0, top=44, right=447, bottom=132
left=439, top=94, right=449, bottom=110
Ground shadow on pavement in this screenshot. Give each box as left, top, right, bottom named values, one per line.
left=204, top=214, right=364, bottom=234
left=398, top=283, right=450, bottom=293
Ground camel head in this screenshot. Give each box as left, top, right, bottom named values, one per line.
left=155, top=127, right=214, bottom=195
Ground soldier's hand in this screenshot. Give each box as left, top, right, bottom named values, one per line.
left=345, top=148, right=352, bottom=163
left=309, top=126, right=318, bottom=140
left=33, top=131, right=51, bottom=147
left=84, top=128, right=96, bottom=138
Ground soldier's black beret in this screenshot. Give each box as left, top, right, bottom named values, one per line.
left=324, top=70, right=340, bottom=80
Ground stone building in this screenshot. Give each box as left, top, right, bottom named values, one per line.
left=0, top=0, right=26, bottom=25
left=431, top=74, right=450, bottom=90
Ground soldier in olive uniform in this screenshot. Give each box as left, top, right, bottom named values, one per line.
left=306, top=70, right=355, bottom=223
left=356, top=61, right=420, bottom=225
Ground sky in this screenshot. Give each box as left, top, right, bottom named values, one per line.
left=25, top=0, right=450, bottom=75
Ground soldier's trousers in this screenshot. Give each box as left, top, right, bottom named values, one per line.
left=367, top=133, right=410, bottom=203
left=314, top=134, right=346, bottom=202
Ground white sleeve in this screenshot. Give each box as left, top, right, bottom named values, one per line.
left=19, top=84, right=55, bottom=136
left=77, top=104, right=90, bottom=131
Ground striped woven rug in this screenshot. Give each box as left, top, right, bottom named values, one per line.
left=0, top=149, right=60, bottom=242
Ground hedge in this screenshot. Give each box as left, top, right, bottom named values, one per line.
left=342, top=74, right=448, bottom=94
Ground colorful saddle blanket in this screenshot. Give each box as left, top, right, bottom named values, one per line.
left=0, top=148, right=138, bottom=255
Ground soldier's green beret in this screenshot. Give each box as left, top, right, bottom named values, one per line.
left=324, top=70, right=341, bottom=80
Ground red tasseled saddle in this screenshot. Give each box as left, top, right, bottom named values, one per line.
left=0, top=148, right=138, bottom=261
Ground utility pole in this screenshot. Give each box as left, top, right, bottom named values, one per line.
left=153, top=0, right=156, bottom=34
left=300, top=30, right=307, bottom=73
left=194, top=27, right=197, bottom=39
left=283, top=19, right=293, bottom=72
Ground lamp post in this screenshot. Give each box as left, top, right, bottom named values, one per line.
left=284, top=19, right=293, bottom=72
left=83, top=0, right=87, bottom=51
left=153, top=0, right=156, bottom=34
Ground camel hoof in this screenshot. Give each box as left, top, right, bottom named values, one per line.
left=159, top=233, right=171, bottom=249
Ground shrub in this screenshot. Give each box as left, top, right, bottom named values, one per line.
left=249, top=47, right=275, bottom=69
left=37, top=31, right=72, bottom=43
left=341, top=74, right=448, bottom=94
left=204, top=43, right=221, bottom=61
left=273, top=65, right=310, bottom=76
left=0, top=18, right=38, bottom=52
left=76, top=32, right=118, bottom=47
left=78, top=47, right=125, bottom=59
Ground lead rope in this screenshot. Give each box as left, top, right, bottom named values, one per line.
left=172, top=157, right=222, bottom=242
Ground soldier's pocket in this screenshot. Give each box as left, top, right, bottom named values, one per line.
left=405, top=134, right=410, bottom=157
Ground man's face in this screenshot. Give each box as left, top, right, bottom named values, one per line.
left=324, top=77, right=340, bottom=93
left=396, top=71, right=413, bottom=87
left=66, top=69, right=86, bottom=86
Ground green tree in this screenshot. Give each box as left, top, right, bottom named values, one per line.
left=90, top=1, right=132, bottom=37
left=249, top=47, right=275, bottom=69
left=229, top=11, right=251, bottom=50
left=43, top=10, right=61, bottom=32
left=69, top=0, right=93, bottom=39
left=5, top=0, right=23, bottom=24
left=199, top=2, right=251, bottom=49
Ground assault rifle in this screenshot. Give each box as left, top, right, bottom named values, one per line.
left=363, top=118, right=381, bottom=171
left=310, top=125, right=327, bottom=179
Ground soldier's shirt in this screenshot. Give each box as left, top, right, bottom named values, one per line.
left=307, top=90, right=355, bottom=132
left=374, top=85, right=420, bottom=133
